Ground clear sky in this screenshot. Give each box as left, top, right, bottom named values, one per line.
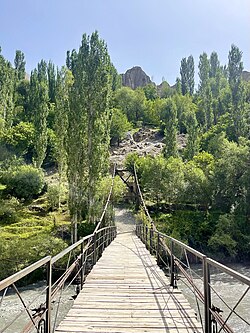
left=0, top=0, right=249, bottom=85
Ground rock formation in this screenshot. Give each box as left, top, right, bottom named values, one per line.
left=242, top=70, right=250, bottom=82
left=121, top=66, right=151, bottom=89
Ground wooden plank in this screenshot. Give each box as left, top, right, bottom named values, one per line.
left=55, top=233, right=202, bottom=333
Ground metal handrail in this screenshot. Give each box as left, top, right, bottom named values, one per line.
left=51, top=234, right=92, bottom=264
left=133, top=163, right=250, bottom=333
left=0, top=256, right=51, bottom=292
left=136, top=224, right=250, bottom=333
left=0, top=226, right=117, bottom=333
left=206, top=258, right=250, bottom=286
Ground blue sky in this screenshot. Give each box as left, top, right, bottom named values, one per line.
left=0, top=0, right=249, bottom=85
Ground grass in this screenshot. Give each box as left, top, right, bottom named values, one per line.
left=0, top=172, right=72, bottom=280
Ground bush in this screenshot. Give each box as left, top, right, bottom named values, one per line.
left=0, top=197, right=22, bottom=224
left=124, top=152, right=140, bottom=173
left=47, top=184, right=67, bottom=211
left=1, top=165, right=45, bottom=200
left=0, top=234, right=68, bottom=280
left=47, top=184, right=60, bottom=210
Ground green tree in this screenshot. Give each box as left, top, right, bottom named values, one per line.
left=114, top=87, right=146, bottom=123
left=140, top=156, right=167, bottom=204
left=47, top=61, right=56, bottom=103
left=180, top=55, right=194, bottom=95
left=180, top=58, right=188, bottom=95
left=172, top=94, right=196, bottom=133
left=54, top=67, right=72, bottom=208
left=0, top=50, right=15, bottom=128
left=144, top=98, right=165, bottom=126
left=213, top=137, right=249, bottom=213
left=162, top=99, right=178, bottom=158
left=14, top=50, right=26, bottom=81
left=67, top=32, right=112, bottom=242
left=183, top=161, right=207, bottom=206
left=143, top=83, right=157, bottom=100
left=175, top=77, right=182, bottom=95
left=183, top=110, right=199, bottom=160
left=1, top=121, right=34, bottom=158
left=198, top=52, right=210, bottom=94
left=30, top=60, right=49, bottom=168
left=110, top=108, right=131, bottom=145
left=209, top=51, right=220, bottom=78
left=228, top=44, right=243, bottom=102
left=227, top=45, right=247, bottom=140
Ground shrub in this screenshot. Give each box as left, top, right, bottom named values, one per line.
left=47, top=184, right=67, bottom=211
left=0, top=234, right=68, bottom=280
left=47, top=184, right=60, bottom=210
left=124, top=152, right=140, bottom=173
left=0, top=197, right=22, bottom=224
left=2, top=165, right=45, bottom=200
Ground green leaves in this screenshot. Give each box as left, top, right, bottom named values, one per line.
left=162, top=98, right=178, bottom=158
left=180, top=55, right=194, bottom=96
left=1, top=164, right=45, bottom=200
left=66, top=31, right=113, bottom=239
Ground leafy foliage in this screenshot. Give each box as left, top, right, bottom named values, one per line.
left=1, top=164, right=44, bottom=200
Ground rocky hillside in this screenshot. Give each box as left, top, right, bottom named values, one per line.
left=110, top=127, right=186, bottom=168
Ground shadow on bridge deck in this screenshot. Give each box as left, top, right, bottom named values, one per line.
left=55, top=209, right=202, bottom=333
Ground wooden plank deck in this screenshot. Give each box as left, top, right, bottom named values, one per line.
left=55, top=232, right=202, bottom=333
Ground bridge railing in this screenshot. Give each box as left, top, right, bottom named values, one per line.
left=136, top=223, right=250, bottom=333
left=133, top=164, right=250, bottom=333
left=0, top=225, right=117, bottom=333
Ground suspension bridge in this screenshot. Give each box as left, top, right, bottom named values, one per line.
left=0, top=166, right=249, bottom=333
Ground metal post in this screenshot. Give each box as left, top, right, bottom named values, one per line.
left=105, top=228, right=108, bottom=248
left=102, top=229, right=105, bottom=253
left=157, top=233, right=160, bottom=265
left=203, top=257, right=212, bottom=333
left=45, top=259, right=52, bottom=333
left=145, top=226, right=148, bottom=250
left=150, top=226, right=153, bottom=254
left=93, top=232, right=97, bottom=265
left=170, top=240, right=175, bottom=287
left=80, top=241, right=85, bottom=289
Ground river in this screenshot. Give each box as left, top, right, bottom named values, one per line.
left=0, top=282, right=75, bottom=333
left=0, top=266, right=249, bottom=332
left=179, top=263, right=250, bottom=333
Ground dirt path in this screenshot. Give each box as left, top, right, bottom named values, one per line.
left=114, top=207, right=136, bottom=234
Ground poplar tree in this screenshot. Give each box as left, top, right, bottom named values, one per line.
left=228, top=44, right=246, bottom=139
left=209, top=51, right=220, bottom=78
left=30, top=60, right=49, bottom=168
left=47, top=61, right=56, bottom=103
left=180, top=58, right=188, bottom=95
left=198, top=52, right=210, bottom=93
left=180, top=55, right=194, bottom=96
left=187, top=55, right=195, bottom=95
left=0, top=49, right=15, bottom=128
left=228, top=44, right=243, bottom=102
left=67, top=32, right=112, bottom=242
left=14, top=50, right=26, bottom=81
left=54, top=67, right=72, bottom=208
